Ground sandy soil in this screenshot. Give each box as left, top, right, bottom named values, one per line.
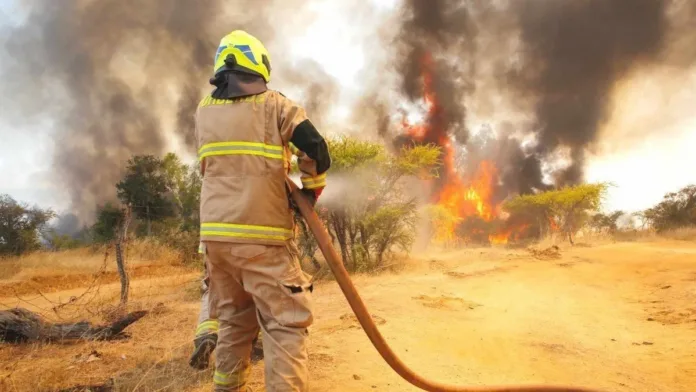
left=2, top=240, right=695, bottom=392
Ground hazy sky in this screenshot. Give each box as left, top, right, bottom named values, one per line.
left=0, top=0, right=694, bottom=215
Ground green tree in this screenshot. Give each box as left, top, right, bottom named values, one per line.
left=504, top=183, right=609, bottom=244
left=45, top=231, right=84, bottom=250
left=91, top=203, right=125, bottom=243
left=0, top=195, right=55, bottom=255
left=116, top=155, right=175, bottom=235
left=297, top=136, right=440, bottom=271
left=160, top=153, right=201, bottom=231
left=589, top=210, right=624, bottom=234
left=642, top=185, right=696, bottom=232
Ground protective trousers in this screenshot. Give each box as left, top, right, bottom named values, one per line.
left=196, top=268, right=219, bottom=337
left=206, top=241, right=314, bottom=392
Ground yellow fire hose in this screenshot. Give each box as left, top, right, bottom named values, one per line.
left=287, top=178, right=599, bottom=392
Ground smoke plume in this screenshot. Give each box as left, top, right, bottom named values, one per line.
left=387, top=0, right=692, bottom=199
left=394, top=0, right=476, bottom=147
left=509, top=0, right=669, bottom=185
left=0, top=0, right=308, bottom=221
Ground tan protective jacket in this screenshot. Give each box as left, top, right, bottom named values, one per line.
left=195, top=91, right=324, bottom=246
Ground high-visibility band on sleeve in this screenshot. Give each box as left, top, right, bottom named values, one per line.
left=301, top=172, right=327, bottom=190
left=195, top=319, right=219, bottom=336
left=197, top=242, right=205, bottom=254
left=289, top=142, right=300, bottom=155
left=214, top=369, right=250, bottom=387
left=200, top=223, right=293, bottom=241
left=198, top=141, right=284, bottom=161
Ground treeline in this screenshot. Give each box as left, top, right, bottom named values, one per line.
left=0, top=136, right=443, bottom=272
left=1, top=135, right=694, bottom=264
left=0, top=153, right=202, bottom=261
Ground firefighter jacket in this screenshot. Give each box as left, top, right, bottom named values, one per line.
left=195, top=90, right=330, bottom=246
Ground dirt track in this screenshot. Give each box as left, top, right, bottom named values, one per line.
left=285, top=242, right=696, bottom=392
left=2, top=241, right=695, bottom=391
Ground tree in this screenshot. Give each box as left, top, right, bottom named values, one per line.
left=296, top=136, right=440, bottom=271
left=642, top=185, right=696, bottom=232
left=0, top=195, right=55, bottom=256
left=589, top=210, right=624, bottom=234
left=91, top=203, right=125, bottom=243
left=45, top=231, right=84, bottom=251
left=116, top=155, right=175, bottom=235
left=503, top=183, right=609, bottom=244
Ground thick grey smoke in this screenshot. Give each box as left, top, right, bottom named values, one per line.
left=394, top=0, right=476, bottom=147
left=388, top=0, right=693, bottom=199
left=509, top=0, right=669, bottom=185
left=0, top=0, right=331, bottom=221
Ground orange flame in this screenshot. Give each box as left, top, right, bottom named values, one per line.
left=549, top=217, right=559, bottom=231
left=401, top=52, right=524, bottom=245
left=489, top=224, right=531, bottom=245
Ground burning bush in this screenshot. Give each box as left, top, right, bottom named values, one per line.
left=502, top=183, right=609, bottom=244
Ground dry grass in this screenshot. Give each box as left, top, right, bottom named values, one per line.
left=0, top=240, right=213, bottom=391
left=609, top=227, right=696, bottom=243
left=659, top=226, right=696, bottom=241
left=3, top=231, right=694, bottom=392
left=0, top=239, right=181, bottom=281
left=0, top=292, right=211, bottom=392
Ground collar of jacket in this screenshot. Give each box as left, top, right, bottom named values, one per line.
left=209, top=71, right=267, bottom=99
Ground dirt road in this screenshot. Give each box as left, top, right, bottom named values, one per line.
left=279, top=242, right=695, bottom=392
left=2, top=241, right=695, bottom=391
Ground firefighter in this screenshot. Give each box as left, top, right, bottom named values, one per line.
left=189, top=243, right=263, bottom=370
left=195, top=30, right=330, bottom=391
left=189, top=242, right=218, bottom=370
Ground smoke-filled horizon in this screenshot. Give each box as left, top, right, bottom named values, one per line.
left=388, top=0, right=695, bottom=204
left=0, top=0, right=327, bottom=222
left=1, top=0, right=695, bottom=224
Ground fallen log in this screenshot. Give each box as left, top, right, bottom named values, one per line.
left=0, top=308, right=147, bottom=344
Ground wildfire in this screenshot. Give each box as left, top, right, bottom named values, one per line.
left=488, top=224, right=531, bottom=245
left=401, top=51, right=524, bottom=245
left=549, top=217, right=559, bottom=231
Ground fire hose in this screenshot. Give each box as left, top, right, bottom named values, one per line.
left=287, top=178, right=599, bottom=392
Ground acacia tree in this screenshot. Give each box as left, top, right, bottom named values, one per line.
left=589, top=210, right=624, bottom=234
left=297, top=136, right=440, bottom=271
left=642, top=185, right=696, bottom=232
left=504, top=183, right=608, bottom=244
left=0, top=195, right=55, bottom=255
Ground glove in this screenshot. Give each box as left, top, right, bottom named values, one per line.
left=301, top=188, right=318, bottom=207
left=291, top=188, right=318, bottom=215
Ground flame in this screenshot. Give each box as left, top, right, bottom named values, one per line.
left=489, top=223, right=531, bottom=245
left=401, top=51, right=523, bottom=245
left=549, top=217, right=559, bottom=231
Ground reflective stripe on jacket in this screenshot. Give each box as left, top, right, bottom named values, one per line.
left=195, top=90, right=310, bottom=245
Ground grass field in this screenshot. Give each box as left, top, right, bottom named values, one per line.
left=1, top=235, right=695, bottom=391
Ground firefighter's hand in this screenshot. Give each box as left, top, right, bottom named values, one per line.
left=291, top=188, right=317, bottom=215
left=300, top=188, right=318, bottom=207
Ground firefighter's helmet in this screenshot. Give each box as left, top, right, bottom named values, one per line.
left=213, top=30, right=272, bottom=83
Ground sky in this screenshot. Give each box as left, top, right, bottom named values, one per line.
left=0, top=0, right=695, bottom=216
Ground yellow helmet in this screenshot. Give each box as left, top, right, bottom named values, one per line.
left=214, top=30, right=272, bottom=83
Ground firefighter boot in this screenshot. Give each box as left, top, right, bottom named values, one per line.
left=189, top=333, right=217, bottom=370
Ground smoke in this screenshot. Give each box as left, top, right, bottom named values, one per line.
left=394, top=0, right=476, bottom=147
left=509, top=0, right=669, bottom=185
left=281, top=59, right=340, bottom=130
left=385, top=0, right=694, bottom=199
left=0, top=0, right=312, bottom=221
